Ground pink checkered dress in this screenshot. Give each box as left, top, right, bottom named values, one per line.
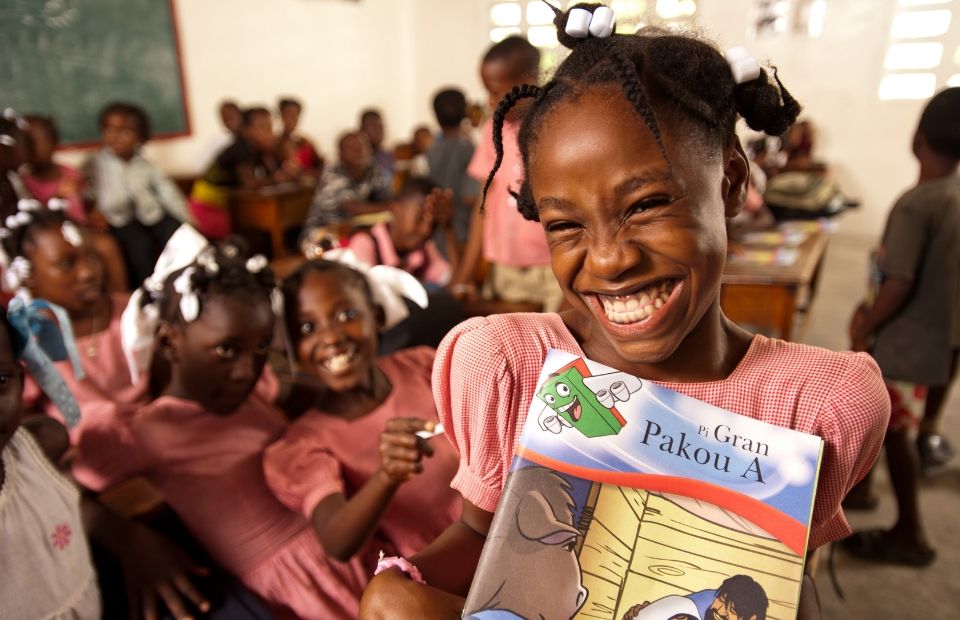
left=433, top=313, right=890, bottom=549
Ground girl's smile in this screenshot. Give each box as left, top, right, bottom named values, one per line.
left=529, top=85, right=750, bottom=379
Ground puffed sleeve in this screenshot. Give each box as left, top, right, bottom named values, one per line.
left=808, top=353, right=890, bottom=548
left=432, top=317, right=525, bottom=513
left=263, top=427, right=346, bottom=519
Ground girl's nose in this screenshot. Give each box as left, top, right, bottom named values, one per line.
left=585, top=232, right=643, bottom=282
left=230, top=352, right=257, bottom=383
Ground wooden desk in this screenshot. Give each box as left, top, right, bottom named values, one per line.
left=720, top=231, right=830, bottom=341
left=229, top=183, right=315, bottom=258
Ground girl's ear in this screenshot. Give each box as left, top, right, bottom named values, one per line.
left=722, top=137, right=751, bottom=219
left=155, top=320, right=181, bottom=363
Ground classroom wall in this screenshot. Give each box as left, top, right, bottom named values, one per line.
left=57, top=0, right=490, bottom=177
left=698, top=0, right=933, bottom=241
left=54, top=0, right=929, bottom=242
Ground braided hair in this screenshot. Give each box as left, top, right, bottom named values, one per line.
left=153, top=238, right=276, bottom=324
left=481, top=2, right=801, bottom=221
left=0, top=205, right=70, bottom=264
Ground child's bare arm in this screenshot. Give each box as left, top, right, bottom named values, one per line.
left=449, top=198, right=484, bottom=298
left=310, top=417, right=436, bottom=561
left=80, top=496, right=210, bottom=620
left=849, top=277, right=913, bottom=347
left=360, top=499, right=493, bottom=619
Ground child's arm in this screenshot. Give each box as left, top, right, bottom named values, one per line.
left=148, top=165, right=193, bottom=224
left=849, top=276, right=912, bottom=350
left=360, top=498, right=494, bottom=619
left=309, top=417, right=437, bottom=561
left=448, top=197, right=484, bottom=300
left=81, top=495, right=211, bottom=620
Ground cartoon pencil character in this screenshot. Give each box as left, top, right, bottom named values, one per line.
left=464, top=466, right=588, bottom=620
left=537, top=358, right=641, bottom=438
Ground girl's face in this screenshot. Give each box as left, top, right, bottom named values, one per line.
left=528, top=86, right=746, bottom=369
left=0, top=324, right=23, bottom=456
left=294, top=270, right=380, bottom=394
left=101, top=112, right=140, bottom=160
left=164, top=294, right=274, bottom=415
left=25, top=224, right=105, bottom=316
left=26, top=121, right=55, bottom=167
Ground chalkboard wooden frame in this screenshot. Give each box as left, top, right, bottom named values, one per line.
left=1, top=0, right=192, bottom=149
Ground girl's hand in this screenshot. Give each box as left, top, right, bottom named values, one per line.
left=116, top=522, right=211, bottom=620
left=378, top=418, right=437, bottom=486
left=425, top=188, right=455, bottom=230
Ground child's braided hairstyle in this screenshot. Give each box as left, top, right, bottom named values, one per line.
left=481, top=2, right=802, bottom=221
left=152, top=238, right=277, bottom=324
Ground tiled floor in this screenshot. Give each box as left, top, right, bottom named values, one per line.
left=794, top=233, right=960, bottom=618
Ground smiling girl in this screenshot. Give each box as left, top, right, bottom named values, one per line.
left=361, top=4, right=889, bottom=618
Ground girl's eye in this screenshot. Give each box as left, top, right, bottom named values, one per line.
left=628, top=196, right=672, bottom=215
left=57, top=259, right=75, bottom=270
left=0, top=374, right=9, bottom=386
left=215, top=345, right=236, bottom=360
left=299, top=321, right=315, bottom=336
left=336, top=309, right=359, bottom=323
left=255, top=342, right=271, bottom=356
left=545, top=220, right=580, bottom=234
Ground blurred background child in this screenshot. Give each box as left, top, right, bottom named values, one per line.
left=426, top=88, right=480, bottom=257
left=85, top=101, right=193, bottom=286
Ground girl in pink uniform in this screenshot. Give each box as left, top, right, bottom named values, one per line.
left=264, top=259, right=460, bottom=563
left=360, top=5, right=891, bottom=619
left=83, top=243, right=391, bottom=620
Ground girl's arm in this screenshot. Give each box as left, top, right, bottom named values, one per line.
left=448, top=197, right=483, bottom=299
left=360, top=499, right=493, bottom=619
left=310, top=417, right=437, bottom=561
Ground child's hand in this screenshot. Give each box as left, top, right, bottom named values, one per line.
left=849, top=301, right=871, bottom=352
left=57, top=174, right=82, bottom=199
left=425, top=188, right=455, bottom=229
left=377, top=418, right=437, bottom=486
left=117, top=522, right=211, bottom=620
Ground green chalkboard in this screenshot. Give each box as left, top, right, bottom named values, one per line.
left=0, top=0, right=189, bottom=146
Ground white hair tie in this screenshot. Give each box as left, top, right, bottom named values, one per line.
left=173, top=267, right=200, bottom=322
left=725, top=46, right=762, bottom=85
left=321, top=249, right=429, bottom=332
left=565, top=6, right=616, bottom=39
left=120, top=224, right=210, bottom=383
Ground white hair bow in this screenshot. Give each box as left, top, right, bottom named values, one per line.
left=724, top=46, right=762, bottom=85
left=565, top=6, right=615, bottom=39
left=321, top=249, right=429, bottom=331
left=120, top=225, right=210, bottom=383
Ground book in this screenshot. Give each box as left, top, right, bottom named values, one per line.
left=462, top=350, right=824, bottom=620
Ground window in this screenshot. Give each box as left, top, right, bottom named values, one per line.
left=749, top=0, right=828, bottom=39
left=879, top=1, right=954, bottom=100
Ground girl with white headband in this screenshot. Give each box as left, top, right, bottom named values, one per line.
left=83, top=241, right=371, bottom=619
left=361, top=3, right=889, bottom=618
left=263, top=254, right=460, bottom=578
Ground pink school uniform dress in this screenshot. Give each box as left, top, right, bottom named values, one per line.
left=89, top=391, right=369, bottom=620
left=21, top=164, right=87, bottom=222
left=21, top=293, right=279, bottom=491
left=264, top=346, right=461, bottom=558
left=434, top=313, right=891, bottom=550
left=467, top=118, right=550, bottom=268
left=347, top=222, right=452, bottom=287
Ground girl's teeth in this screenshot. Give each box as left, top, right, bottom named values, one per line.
left=325, top=350, right=355, bottom=372
left=600, top=281, right=675, bottom=325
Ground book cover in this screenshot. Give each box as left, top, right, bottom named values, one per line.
left=463, top=350, right=824, bottom=620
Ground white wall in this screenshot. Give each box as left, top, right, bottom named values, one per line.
left=58, top=0, right=490, bottom=176
left=55, top=0, right=927, bottom=242
left=699, top=0, right=935, bottom=241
